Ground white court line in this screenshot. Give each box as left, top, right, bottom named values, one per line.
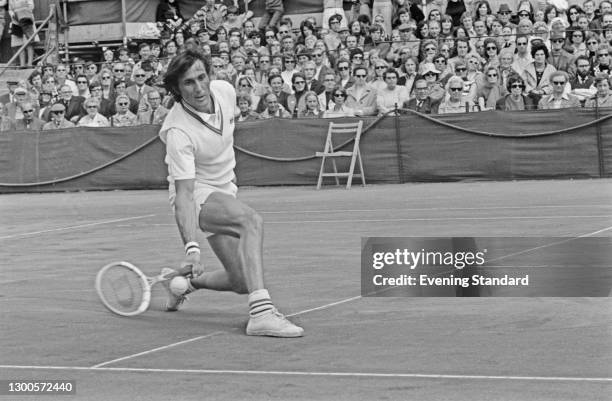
left=579, top=225, right=612, bottom=237
left=88, top=295, right=363, bottom=368
left=90, top=331, right=226, bottom=368
left=265, top=215, right=612, bottom=224
left=114, top=215, right=612, bottom=228
left=488, top=225, right=612, bottom=263
left=286, top=295, right=362, bottom=318
left=0, top=365, right=610, bottom=382
left=259, top=204, right=612, bottom=214
left=0, top=214, right=156, bottom=240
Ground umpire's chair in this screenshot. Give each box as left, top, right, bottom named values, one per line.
left=316, top=121, right=366, bottom=190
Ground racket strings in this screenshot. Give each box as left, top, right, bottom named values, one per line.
left=99, top=266, right=146, bottom=314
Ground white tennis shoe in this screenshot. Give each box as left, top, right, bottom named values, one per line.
left=160, top=268, right=190, bottom=312
left=246, top=309, right=304, bottom=337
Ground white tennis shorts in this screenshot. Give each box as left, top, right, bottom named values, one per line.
left=168, top=181, right=238, bottom=235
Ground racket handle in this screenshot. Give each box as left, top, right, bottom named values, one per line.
left=177, top=264, right=194, bottom=277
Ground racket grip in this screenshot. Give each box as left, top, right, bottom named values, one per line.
left=177, top=264, right=194, bottom=277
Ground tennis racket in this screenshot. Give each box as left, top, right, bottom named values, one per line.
left=95, top=261, right=192, bottom=317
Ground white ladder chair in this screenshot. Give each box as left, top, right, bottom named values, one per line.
left=316, top=121, right=366, bottom=189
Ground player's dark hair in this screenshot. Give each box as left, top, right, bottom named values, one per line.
left=163, top=48, right=211, bottom=102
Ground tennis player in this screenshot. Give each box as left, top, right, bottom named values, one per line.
left=159, top=49, right=304, bottom=337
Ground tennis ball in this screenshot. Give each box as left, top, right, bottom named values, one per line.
left=169, top=276, right=189, bottom=296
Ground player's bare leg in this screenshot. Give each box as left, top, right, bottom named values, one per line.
left=192, top=192, right=303, bottom=337
left=167, top=236, right=249, bottom=294
left=198, top=193, right=265, bottom=292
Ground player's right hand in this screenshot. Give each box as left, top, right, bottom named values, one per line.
left=182, top=252, right=204, bottom=277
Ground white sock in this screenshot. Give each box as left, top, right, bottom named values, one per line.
left=248, top=289, right=274, bottom=317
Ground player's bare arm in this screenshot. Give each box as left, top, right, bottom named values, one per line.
left=174, top=178, right=204, bottom=276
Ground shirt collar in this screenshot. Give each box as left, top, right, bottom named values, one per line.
left=548, top=93, right=570, bottom=101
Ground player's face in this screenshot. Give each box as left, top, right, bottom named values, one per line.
left=179, top=60, right=212, bottom=112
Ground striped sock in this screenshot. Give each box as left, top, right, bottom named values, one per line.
left=248, top=289, right=274, bottom=317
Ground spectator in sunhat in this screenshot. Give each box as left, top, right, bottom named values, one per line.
left=497, top=3, right=516, bottom=30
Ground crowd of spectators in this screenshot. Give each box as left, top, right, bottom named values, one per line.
left=2, top=0, right=612, bottom=132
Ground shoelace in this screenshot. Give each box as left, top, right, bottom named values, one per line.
left=270, top=309, right=290, bottom=324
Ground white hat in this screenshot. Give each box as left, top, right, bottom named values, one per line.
left=420, top=63, right=440, bottom=75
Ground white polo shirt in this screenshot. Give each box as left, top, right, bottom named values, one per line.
left=160, top=80, right=238, bottom=187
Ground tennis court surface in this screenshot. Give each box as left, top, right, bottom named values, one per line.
left=1, top=179, right=611, bottom=401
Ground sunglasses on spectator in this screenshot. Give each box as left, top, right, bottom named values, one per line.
left=285, top=59, right=295, bottom=63
left=102, top=76, right=111, bottom=79
left=355, top=74, right=367, bottom=78
left=78, top=80, right=88, bottom=84
left=86, top=105, right=98, bottom=109
left=22, top=109, right=34, bottom=113
left=338, top=66, right=349, bottom=70
left=114, top=69, right=124, bottom=72
left=511, top=84, right=524, bottom=88
left=294, top=80, right=305, bottom=84
left=334, top=93, right=345, bottom=97
left=455, top=67, right=466, bottom=72
left=279, top=30, right=289, bottom=34
left=135, top=74, right=146, bottom=78
left=487, top=46, right=497, bottom=50
left=518, top=12, right=529, bottom=17
left=552, top=39, right=565, bottom=43
left=587, top=41, right=598, bottom=45
left=213, top=64, right=223, bottom=68
left=487, top=73, right=498, bottom=77
left=425, top=47, right=436, bottom=51
left=517, top=42, right=527, bottom=45
left=499, top=11, right=511, bottom=15
left=424, top=72, right=437, bottom=77
left=599, top=52, right=609, bottom=56
left=552, top=80, right=566, bottom=85
left=449, top=87, right=463, bottom=91
left=313, top=53, right=323, bottom=58
left=118, top=102, right=129, bottom=106
left=239, top=83, right=251, bottom=87
left=51, top=110, right=65, bottom=114
left=434, top=59, right=446, bottom=63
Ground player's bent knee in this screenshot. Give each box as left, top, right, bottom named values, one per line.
left=236, top=207, right=263, bottom=234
